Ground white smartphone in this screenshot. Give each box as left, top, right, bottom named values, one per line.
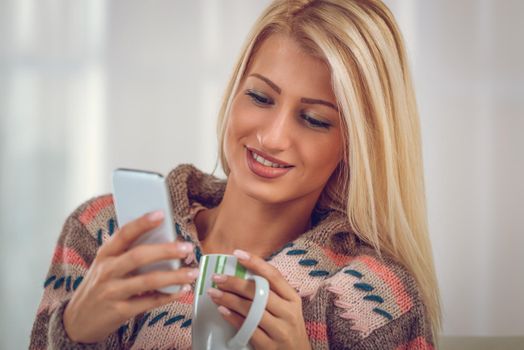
left=112, top=168, right=181, bottom=294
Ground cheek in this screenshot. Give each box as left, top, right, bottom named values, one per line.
left=226, top=99, right=266, bottom=145
left=224, top=99, right=258, bottom=160
left=301, top=134, right=343, bottom=177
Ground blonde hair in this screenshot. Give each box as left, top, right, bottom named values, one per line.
left=216, top=0, right=441, bottom=339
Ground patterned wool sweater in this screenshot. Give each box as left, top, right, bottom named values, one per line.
left=30, top=164, right=434, bottom=349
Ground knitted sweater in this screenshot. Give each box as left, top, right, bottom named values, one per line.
left=30, top=164, right=434, bottom=349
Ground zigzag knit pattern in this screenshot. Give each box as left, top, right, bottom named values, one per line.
left=29, top=164, right=434, bottom=349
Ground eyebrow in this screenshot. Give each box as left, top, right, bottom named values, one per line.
left=250, top=73, right=281, bottom=94
left=300, top=98, right=339, bottom=112
left=248, top=73, right=339, bottom=112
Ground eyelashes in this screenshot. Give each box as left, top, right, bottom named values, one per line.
left=245, top=89, right=272, bottom=106
left=301, top=114, right=331, bottom=129
left=244, top=89, right=332, bottom=130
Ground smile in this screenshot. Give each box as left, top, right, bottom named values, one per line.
left=251, top=151, right=291, bottom=168
left=245, top=147, right=294, bottom=179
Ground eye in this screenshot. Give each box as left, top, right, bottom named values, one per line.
left=245, top=89, right=273, bottom=107
left=301, top=113, right=331, bottom=129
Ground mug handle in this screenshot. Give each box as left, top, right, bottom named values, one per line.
left=227, top=275, right=270, bottom=349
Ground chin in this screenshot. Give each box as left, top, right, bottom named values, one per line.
left=233, top=168, right=322, bottom=207
left=232, top=171, right=292, bottom=204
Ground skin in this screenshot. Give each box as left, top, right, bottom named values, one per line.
left=196, top=33, right=344, bottom=350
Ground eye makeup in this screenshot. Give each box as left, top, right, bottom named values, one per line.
left=245, top=89, right=273, bottom=106
left=244, top=88, right=334, bottom=130
left=301, top=113, right=331, bottom=129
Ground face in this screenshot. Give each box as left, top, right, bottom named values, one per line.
left=224, top=33, right=343, bottom=206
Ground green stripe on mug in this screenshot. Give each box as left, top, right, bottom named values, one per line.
left=193, top=254, right=270, bottom=350
left=235, top=263, right=247, bottom=279
left=197, top=255, right=209, bottom=296
left=212, top=255, right=228, bottom=288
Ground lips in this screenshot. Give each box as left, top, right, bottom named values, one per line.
left=245, top=146, right=292, bottom=167
left=245, top=147, right=294, bottom=179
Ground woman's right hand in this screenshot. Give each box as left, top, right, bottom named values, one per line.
left=63, top=210, right=198, bottom=343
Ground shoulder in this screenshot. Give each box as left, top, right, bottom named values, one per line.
left=320, top=246, right=434, bottom=348
left=42, top=194, right=116, bottom=291
left=66, top=193, right=117, bottom=246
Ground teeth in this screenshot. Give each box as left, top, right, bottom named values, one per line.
left=252, top=152, right=288, bottom=168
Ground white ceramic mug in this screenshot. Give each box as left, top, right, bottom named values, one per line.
left=192, top=254, right=269, bottom=350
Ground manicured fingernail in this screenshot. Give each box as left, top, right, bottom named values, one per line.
left=233, top=249, right=250, bottom=261
left=217, top=305, right=231, bottom=316
left=181, top=284, right=191, bottom=293
left=187, top=268, right=200, bottom=279
left=176, top=242, right=193, bottom=253
left=146, top=210, right=164, bottom=222
left=207, top=287, right=223, bottom=298
left=212, top=274, right=227, bottom=283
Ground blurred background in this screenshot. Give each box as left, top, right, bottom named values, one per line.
left=1, top=0, right=523, bottom=348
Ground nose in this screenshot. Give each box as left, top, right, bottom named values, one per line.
left=256, top=106, right=294, bottom=152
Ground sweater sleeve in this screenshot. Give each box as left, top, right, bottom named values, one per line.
left=303, top=254, right=435, bottom=350
left=350, top=300, right=434, bottom=350
left=29, top=199, right=124, bottom=349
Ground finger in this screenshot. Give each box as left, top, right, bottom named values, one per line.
left=208, top=288, right=283, bottom=339
left=127, top=285, right=191, bottom=316
left=215, top=305, right=272, bottom=349
left=233, top=250, right=298, bottom=302
left=110, top=241, right=193, bottom=277
left=208, top=287, right=251, bottom=317
left=212, top=274, right=288, bottom=318
left=97, top=211, right=165, bottom=258
left=116, top=267, right=199, bottom=298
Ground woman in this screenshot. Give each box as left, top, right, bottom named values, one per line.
left=30, top=0, right=440, bottom=349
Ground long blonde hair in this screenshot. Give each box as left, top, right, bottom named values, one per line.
left=216, top=0, right=441, bottom=339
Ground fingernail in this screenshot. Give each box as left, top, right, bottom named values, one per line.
left=181, top=284, right=191, bottom=293
left=207, top=287, right=223, bottom=298
left=217, top=305, right=231, bottom=316
left=176, top=242, right=193, bottom=253
left=233, top=249, right=250, bottom=261
left=187, top=268, right=200, bottom=279
left=146, top=210, right=164, bottom=222
left=212, top=274, right=227, bottom=283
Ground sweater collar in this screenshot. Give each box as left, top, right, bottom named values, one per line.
left=166, top=164, right=358, bottom=257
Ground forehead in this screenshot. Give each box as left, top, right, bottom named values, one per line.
left=244, top=34, right=336, bottom=101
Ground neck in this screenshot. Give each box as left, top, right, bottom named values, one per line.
left=196, top=177, right=318, bottom=258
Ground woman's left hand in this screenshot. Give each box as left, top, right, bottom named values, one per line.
left=207, top=249, right=312, bottom=350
